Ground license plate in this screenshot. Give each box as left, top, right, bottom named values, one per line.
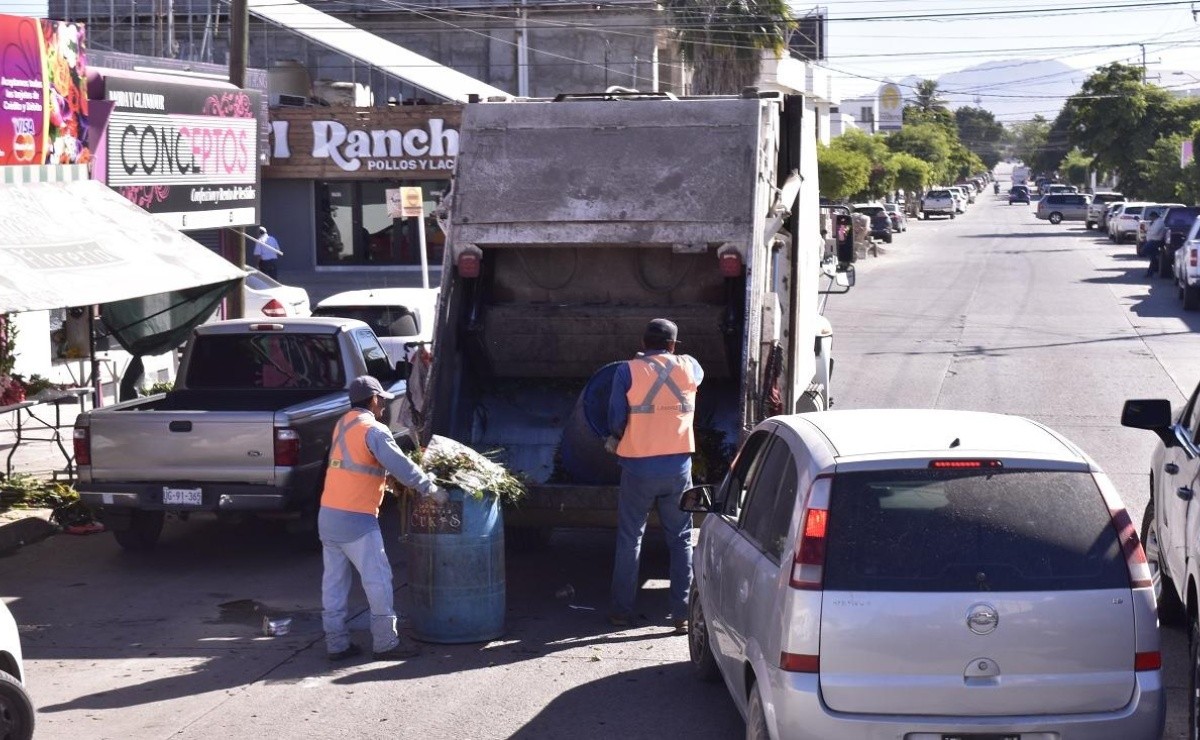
left=163, top=487, right=202, bottom=505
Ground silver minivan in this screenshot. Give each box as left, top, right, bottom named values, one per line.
left=684, top=409, right=1164, bottom=740
left=1036, top=193, right=1092, bottom=224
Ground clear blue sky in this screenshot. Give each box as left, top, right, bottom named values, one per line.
left=815, top=0, right=1200, bottom=113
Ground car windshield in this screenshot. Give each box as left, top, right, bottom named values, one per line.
left=1124, top=206, right=1145, bottom=216
left=823, top=468, right=1128, bottom=593
left=312, top=305, right=422, bottom=337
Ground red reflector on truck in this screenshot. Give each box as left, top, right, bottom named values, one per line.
left=718, top=252, right=744, bottom=277
left=1135, top=651, right=1162, bottom=671
left=457, top=253, right=481, bottom=278
left=780, top=652, right=819, bottom=673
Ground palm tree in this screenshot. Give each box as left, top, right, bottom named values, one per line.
left=913, top=79, right=947, bottom=113
left=665, top=0, right=794, bottom=95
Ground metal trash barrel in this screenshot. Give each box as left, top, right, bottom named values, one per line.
left=406, top=487, right=505, bottom=643
left=558, top=361, right=623, bottom=485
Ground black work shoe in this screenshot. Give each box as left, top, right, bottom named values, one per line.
left=327, top=643, right=363, bottom=662
left=373, top=641, right=421, bottom=660
left=607, top=612, right=630, bottom=628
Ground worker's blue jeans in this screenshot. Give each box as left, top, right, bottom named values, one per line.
left=321, top=527, right=400, bottom=654
left=610, top=467, right=694, bottom=621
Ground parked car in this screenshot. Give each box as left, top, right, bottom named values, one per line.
left=1035, top=192, right=1091, bottom=224
left=852, top=205, right=894, bottom=244
left=1135, top=204, right=1184, bottom=256
left=947, top=186, right=969, bottom=212
left=1008, top=185, right=1031, bottom=204
left=313, top=287, right=440, bottom=363
left=1122, top=388, right=1200, bottom=740
left=1047, top=183, right=1078, bottom=195
left=1172, top=215, right=1200, bottom=308
left=243, top=268, right=311, bottom=318
left=883, top=202, right=907, bottom=232
left=1109, top=202, right=1149, bottom=243
left=685, top=408, right=1164, bottom=739
left=920, top=189, right=956, bottom=220
left=1087, top=191, right=1125, bottom=230
left=0, top=600, right=33, bottom=740
left=1143, top=205, right=1197, bottom=273
left=954, top=183, right=977, bottom=203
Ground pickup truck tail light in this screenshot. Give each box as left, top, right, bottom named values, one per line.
left=274, top=428, right=300, bottom=467
left=73, top=427, right=90, bottom=466
left=1191, top=248, right=1197, bottom=268
left=261, top=299, right=287, bottom=318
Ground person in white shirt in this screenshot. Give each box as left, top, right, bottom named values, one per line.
left=254, top=226, right=282, bottom=278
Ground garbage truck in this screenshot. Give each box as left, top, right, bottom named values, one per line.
left=422, top=90, right=853, bottom=544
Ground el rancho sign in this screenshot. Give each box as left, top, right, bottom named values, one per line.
left=265, top=105, right=461, bottom=179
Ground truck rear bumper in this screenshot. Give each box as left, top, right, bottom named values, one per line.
left=79, top=483, right=293, bottom=512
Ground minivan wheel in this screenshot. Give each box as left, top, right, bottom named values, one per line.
left=688, top=584, right=720, bottom=682
left=746, top=681, right=769, bottom=740
left=1049, top=212, right=1063, bottom=225
left=1141, top=498, right=1186, bottom=625
left=0, top=669, right=34, bottom=740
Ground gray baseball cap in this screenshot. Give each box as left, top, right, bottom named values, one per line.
left=643, top=318, right=679, bottom=343
left=348, top=375, right=395, bottom=403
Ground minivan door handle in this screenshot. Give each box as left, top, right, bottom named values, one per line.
left=1165, top=463, right=1180, bottom=475
left=1178, top=486, right=1194, bottom=501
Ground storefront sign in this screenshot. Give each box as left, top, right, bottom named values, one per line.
left=0, top=14, right=90, bottom=166
left=96, top=71, right=261, bottom=230
left=878, top=82, right=903, bottom=132
left=264, top=106, right=461, bottom=180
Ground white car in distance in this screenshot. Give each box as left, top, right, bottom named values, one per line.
left=243, top=268, right=311, bottom=318
left=312, top=288, right=439, bottom=364
left=0, top=600, right=34, bottom=739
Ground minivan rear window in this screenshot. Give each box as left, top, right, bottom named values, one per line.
left=823, top=469, right=1128, bottom=592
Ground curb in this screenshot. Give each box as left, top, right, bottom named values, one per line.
left=0, top=510, right=56, bottom=557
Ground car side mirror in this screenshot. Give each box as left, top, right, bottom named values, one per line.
left=680, top=484, right=716, bottom=513
left=1121, top=399, right=1177, bottom=448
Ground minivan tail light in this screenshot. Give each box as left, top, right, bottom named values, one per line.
left=73, top=426, right=91, bottom=466
left=1109, top=507, right=1152, bottom=588
left=780, top=652, right=819, bottom=673
left=790, top=506, right=829, bottom=590
left=1135, top=651, right=1162, bottom=671
left=274, top=428, right=300, bottom=466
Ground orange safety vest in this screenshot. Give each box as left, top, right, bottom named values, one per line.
left=321, top=410, right=388, bottom=516
left=615, top=354, right=698, bottom=459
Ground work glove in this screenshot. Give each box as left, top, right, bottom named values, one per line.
left=424, top=483, right=448, bottom=505
left=604, top=435, right=620, bottom=454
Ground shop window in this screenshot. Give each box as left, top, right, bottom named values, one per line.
left=316, top=181, right=447, bottom=267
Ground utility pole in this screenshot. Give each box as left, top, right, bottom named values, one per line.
left=1140, top=44, right=1147, bottom=81
left=226, top=0, right=248, bottom=319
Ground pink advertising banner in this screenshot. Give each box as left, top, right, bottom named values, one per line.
left=0, top=14, right=90, bottom=167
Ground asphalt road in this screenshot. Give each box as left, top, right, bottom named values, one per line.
left=3, top=183, right=1195, bottom=739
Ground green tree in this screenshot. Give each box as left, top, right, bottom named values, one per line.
left=817, top=144, right=871, bottom=201
left=892, top=152, right=932, bottom=193
left=903, top=105, right=956, bottom=132
left=1057, top=148, right=1093, bottom=188
left=886, top=123, right=954, bottom=183
left=913, top=79, right=947, bottom=113
left=831, top=129, right=898, bottom=198
left=1137, top=133, right=1190, bottom=202
left=955, top=106, right=1004, bottom=170
left=1006, top=116, right=1050, bottom=166
left=666, top=0, right=793, bottom=94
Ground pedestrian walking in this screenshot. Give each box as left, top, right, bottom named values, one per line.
left=254, top=226, right=282, bottom=279
left=320, top=375, right=445, bottom=661
left=603, top=318, right=704, bottom=634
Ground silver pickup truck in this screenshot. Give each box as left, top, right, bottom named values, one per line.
left=920, top=189, right=957, bottom=220
left=74, top=318, right=409, bottom=550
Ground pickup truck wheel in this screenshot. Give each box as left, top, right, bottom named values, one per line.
left=949, top=212, right=956, bottom=220
left=688, top=583, right=719, bottom=682
left=112, top=511, right=164, bottom=551
left=883, top=232, right=893, bottom=244
left=1161, top=254, right=1176, bottom=279
left=0, top=669, right=34, bottom=740
left=1048, top=212, right=1063, bottom=225
left=1086, top=221, right=1094, bottom=230
left=1142, top=497, right=1186, bottom=625
left=922, top=212, right=929, bottom=220
left=1186, top=285, right=1200, bottom=311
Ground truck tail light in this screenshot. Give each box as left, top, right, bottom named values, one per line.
left=1191, top=248, right=1197, bottom=268
left=457, top=252, right=481, bottom=278
left=262, top=298, right=287, bottom=317
left=274, top=428, right=300, bottom=467
left=718, top=252, right=744, bottom=277
left=1109, top=506, right=1152, bottom=589
left=73, top=427, right=91, bottom=466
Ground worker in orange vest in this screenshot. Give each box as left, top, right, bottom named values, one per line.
left=603, top=318, right=704, bottom=634
left=320, top=375, right=444, bottom=662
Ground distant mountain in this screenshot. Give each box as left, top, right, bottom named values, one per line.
left=896, top=59, right=1086, bottom=122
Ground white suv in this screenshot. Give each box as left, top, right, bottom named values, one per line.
left=0, top=600, right=33, bottom=739
left=685, top=409, right=1163, bottom=740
